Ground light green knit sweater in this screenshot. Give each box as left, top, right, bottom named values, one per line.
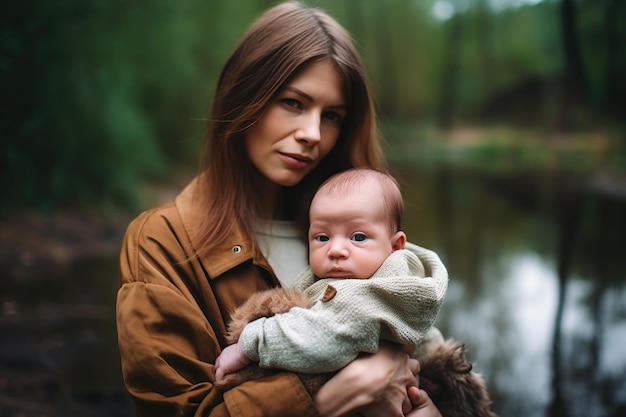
left=240, top=242, right=448, bottom=373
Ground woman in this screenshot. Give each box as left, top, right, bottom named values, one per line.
left=116, top=2, right=442, bottom=416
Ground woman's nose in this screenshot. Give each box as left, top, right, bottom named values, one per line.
left=295, top=112, right=322, bottom=145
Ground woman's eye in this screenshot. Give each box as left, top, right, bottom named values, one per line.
left=352, top=233, right=367, bottom=242
left=315, top=235, right=329, bottom=242
left=322, top=111, right=342, bottom=123
left=282, top=98, right=301, bottom=109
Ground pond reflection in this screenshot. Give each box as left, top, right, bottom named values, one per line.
left=398, top=166, right=626, bottom=417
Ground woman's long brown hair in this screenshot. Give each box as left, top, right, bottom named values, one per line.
left=193, top=1, right=386, bottom=258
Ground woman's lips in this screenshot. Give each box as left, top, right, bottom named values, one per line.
left=279, top=152, right=313, bottom=168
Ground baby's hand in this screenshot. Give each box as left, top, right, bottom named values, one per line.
left=215, top=340, right=252, bottom=381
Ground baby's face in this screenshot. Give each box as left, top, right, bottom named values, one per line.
left=308, top=184, right=404, bottom=279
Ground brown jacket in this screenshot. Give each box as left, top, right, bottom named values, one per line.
left=116, top=179, right=318, bottom=417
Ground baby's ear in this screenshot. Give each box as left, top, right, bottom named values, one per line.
left=391, top=231, right=406, bottom=251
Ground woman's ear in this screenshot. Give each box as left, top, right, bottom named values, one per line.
left=391, top=231, right=406, bottom=251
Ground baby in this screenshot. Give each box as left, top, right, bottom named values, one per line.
left=216, top=167, right=448, bottom=378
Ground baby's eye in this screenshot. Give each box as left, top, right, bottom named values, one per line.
left=315, top=235, right=330, bottom=242
left=352, top=233, right=367, bottom=242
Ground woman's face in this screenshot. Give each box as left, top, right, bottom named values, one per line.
left=245, top=59, right=346, bottom=189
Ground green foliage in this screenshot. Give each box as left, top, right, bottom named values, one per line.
left=0, top=0, right=264, bottom=211
left=383, top=120, right=624, bottom=177
left=1, top=0, right=624, bottom=211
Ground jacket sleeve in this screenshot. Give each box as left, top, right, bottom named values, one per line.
left=116, top=208, right=319, bottom=417
left=240, top=302, right=380, bottom=373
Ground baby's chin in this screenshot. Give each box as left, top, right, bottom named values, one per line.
left=321, top=270, right=369, bottom=279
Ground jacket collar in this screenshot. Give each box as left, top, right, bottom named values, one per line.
left=175, top=177, right=274, bottom=279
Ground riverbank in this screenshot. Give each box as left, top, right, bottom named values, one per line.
left=0, top=175, right=194, bottom=416
left=0, top=208, right=135, bottom=416
left=0, top=209, right=131, bottom=277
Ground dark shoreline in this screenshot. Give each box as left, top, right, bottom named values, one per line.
left=0, top=209, right=135, bottom=416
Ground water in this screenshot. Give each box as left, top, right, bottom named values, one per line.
left=398, top=166, right=626, bottom=417
left=1, top=166, right=624, bottom=416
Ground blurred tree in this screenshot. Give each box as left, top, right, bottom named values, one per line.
left=602, top=0, right=626, bottom=121
left=557, top=0, right=588, bottom=130
left=2, top=1, right=167, bottom=210
left=1, top=0, right=624, bottom=212
left=0, top=0, right=265, bottom=211
left=436, top=2, right=463, bottom=128
left=476, top=1, right=566, bottom=127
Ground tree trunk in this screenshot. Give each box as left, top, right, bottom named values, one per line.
left=604, top=0, right=626, bottom=122
left=437, top=13, right=462, bottom=129
left=558, top=0, right=588, bottom=129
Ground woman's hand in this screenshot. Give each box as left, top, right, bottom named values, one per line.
left=405, top=386, right=442, bottom=417
left=314, top=341, right=420, bottom=417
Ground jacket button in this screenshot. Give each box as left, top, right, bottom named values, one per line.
left=232, top=245, right=242, bottom=254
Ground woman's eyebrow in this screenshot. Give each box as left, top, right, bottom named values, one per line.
left=284, top=86, right=313, bottom=102
left=284, top=86, right=346, bottom=110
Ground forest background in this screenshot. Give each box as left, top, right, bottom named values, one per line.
left=2, top=0, right=625, bottom=214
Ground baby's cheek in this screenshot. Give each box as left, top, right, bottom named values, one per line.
left=309, top=253, right=324, bottom=276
